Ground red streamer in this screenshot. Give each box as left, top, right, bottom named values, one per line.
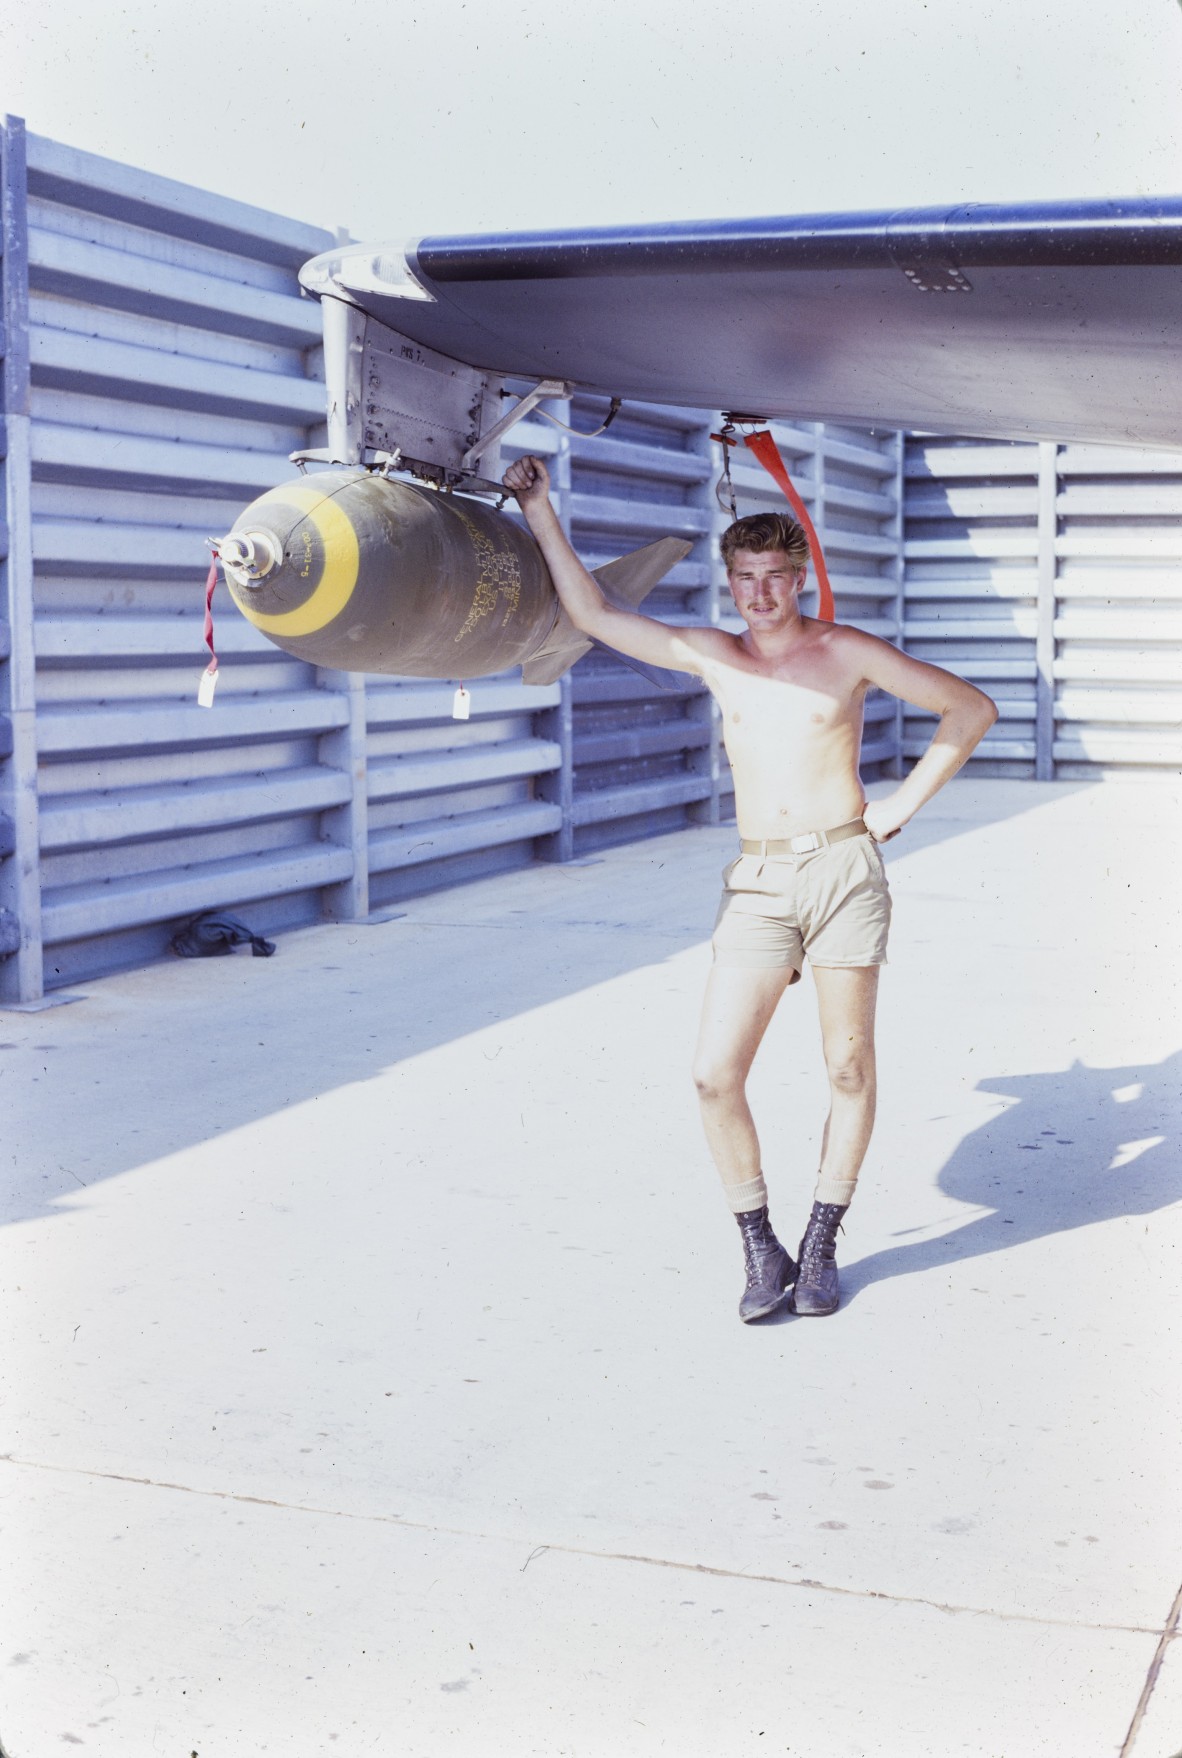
left=742, top=431, right=836, bottom=623
left=203, top=557, right=219, bottom=679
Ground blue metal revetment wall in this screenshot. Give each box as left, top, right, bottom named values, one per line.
left=0, top=121, right=908, bottom=998
left=1, top=120, right=1177, bottom=1000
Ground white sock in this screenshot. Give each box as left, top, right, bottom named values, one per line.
left=724, top=1173, right=768, bottom=1215
left=814, top=1172, right=857, bottom=1206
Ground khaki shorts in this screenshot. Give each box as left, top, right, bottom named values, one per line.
left=712, top=833, right=891, bottom=979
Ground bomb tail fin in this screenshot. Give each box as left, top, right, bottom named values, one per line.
left=521, top=537, right=692, bottom=686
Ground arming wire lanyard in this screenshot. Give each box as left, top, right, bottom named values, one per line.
left=711, top=421, right=836, bottom=624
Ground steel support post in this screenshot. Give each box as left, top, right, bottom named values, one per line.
left=889, top=429, right=907, bottom=777
left=312, top=232, right=369, bottom=920
left=534, top=414, right=575, bottom=861
left=321, top=294, right=365, bottom=464
left=810, top=421, right=828, bottom=587
left=316, top=666, right=369, bottom=921
left=0, top=116, right=44, bottom=1004
left=1035, top=441, right=1058, bottom=781
left=687, top=414, right=725, bottom=825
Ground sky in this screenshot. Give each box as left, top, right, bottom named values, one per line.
left=2, top=0, right=1181, bottom=243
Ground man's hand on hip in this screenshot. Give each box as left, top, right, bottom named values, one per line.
left=863, top=798, right=907, bottom=843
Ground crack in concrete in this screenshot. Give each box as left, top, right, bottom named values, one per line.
left=1120, top=1577, right=1182, bottom=1758
left=3, top=1452, right=1174, bottom=1644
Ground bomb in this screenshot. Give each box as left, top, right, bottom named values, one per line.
left=218, top=469, right=688, bottom=683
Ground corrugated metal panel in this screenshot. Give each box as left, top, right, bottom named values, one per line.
left=1053, top=443, right=1182, bottom=776
left=364, top=659, right=564, bottom=908
left=904, top=437, right=1042, bottom=776
left=1, top=118, right=44, bottom=1002
left=564, top=397, right=717, bottom=854
left=20, top=129, right=340, bottom=986
left=904, top=435, right=1182, bottom=778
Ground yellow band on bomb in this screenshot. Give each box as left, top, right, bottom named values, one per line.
left=228, top=482, right=360, bottom=636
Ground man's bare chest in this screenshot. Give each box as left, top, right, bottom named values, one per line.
left=707, top=664, right=864, bottom=759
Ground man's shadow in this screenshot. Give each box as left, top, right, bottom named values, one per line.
left=841, top=1049, right=1182, bottom=1299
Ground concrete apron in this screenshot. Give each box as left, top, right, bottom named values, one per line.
left=2, top=776, right=1180, bottom=1758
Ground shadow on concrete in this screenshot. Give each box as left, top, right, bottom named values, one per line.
left=0, top=779, right=1114, bottom=1232
left=842, top=1050, right=1182, bottom=1299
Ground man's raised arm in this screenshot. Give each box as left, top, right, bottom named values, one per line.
left=503, top=455, right=712, bottom=674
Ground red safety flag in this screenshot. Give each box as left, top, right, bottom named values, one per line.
left=198, top=557, right=220, bottom=706
left=742, top=430, right=835, bottom=623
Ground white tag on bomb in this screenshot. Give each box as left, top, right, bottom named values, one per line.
left=452, top=686, right=471, bottom=720
left=197, top=665, right=219, bottom=708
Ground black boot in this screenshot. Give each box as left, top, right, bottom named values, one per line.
left=735, top=1207, right=797, bottom=1323
left=792, top=1202, right=848, bottom=1316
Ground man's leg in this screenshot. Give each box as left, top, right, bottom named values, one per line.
left=692, top=961, right=799, bottom=1322
left=692, top=961, right=797, bottom=1208
left=793, top=964, right=879, bottom=1314
left=812, top=964, right=879, bottom=1204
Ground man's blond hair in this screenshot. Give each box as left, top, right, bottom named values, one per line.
left=720, top=512, right=810, bottom=572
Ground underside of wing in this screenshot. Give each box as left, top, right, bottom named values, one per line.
left=302, top=198, right=1182, bottom=449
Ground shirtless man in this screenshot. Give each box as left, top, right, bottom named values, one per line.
left=504, top=454, right=997, bottom=1323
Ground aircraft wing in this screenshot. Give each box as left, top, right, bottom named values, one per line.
left=302, top=198, right=1182, bottom=449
